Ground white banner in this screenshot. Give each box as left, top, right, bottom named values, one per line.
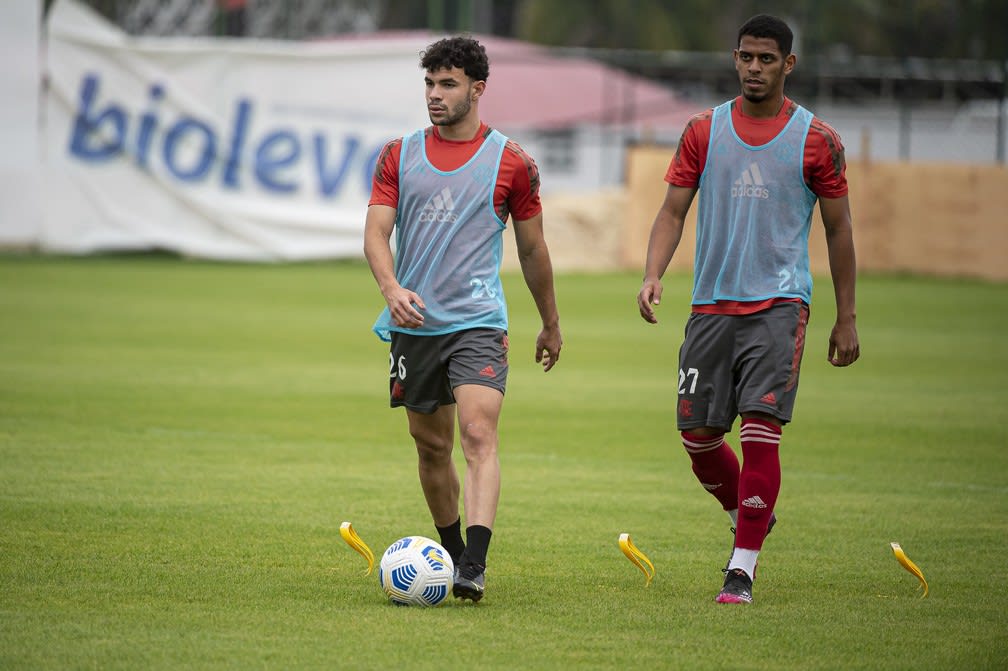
left=43, top=0, right=432, bottom=260
left=0, top=0, right=42, bottom=245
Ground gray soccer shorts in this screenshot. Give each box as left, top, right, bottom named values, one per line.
left=388, top=328, right=509, bottom=414
left=676, top=302, right=809, bottom=431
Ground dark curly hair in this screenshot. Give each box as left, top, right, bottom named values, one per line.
left=420, top=36, right=490, bottom=82
left=738, top=14, right=794, bottom=56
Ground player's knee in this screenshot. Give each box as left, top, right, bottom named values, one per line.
left=415, top=445, right=452, bottom=470
left=459, top=419, right=495, bottom=443
left=459, top=420, right=497, bottom=458
left=411, top=430, right=453, bottom=463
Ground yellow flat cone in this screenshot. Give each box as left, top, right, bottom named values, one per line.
left=619, top=533, right=655, bottom=586
left=340, top=521, right=375, bottom=575
left=890, top=542, right=928, bottom=597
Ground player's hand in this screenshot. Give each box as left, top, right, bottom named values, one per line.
left=535, top=325, right=562, bottom=372
left=828, top=319, right=860, bottom=367
left=637, top=278, right=663, bottom=324
left=385, top=286, right=425, bottom=329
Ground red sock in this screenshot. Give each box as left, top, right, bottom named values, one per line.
left=681, top=431, right=740, bottom=512
left=735, top=418, right=782, bottom=550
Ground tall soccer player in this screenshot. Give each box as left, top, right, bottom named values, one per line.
left=364, top=36, right=563, bottom=602
left=636, top=14, right=860, bottom=604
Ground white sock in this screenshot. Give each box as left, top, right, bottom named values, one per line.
left=728, top=509, right=738, bottom=526
left=727, top=548, right=759, bottom=579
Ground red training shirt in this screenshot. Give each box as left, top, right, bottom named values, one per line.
left=667, top=96, right=847, bottom=198
left=369, top=123, right=542, bottom=224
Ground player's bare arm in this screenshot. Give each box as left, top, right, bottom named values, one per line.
left=363, top=204, right=425, bottom=329
left=638, top=184, right=697, bottom=324
left=513, top=212, right=562, bottom=371
left=820, top=194, right=860, bottom=367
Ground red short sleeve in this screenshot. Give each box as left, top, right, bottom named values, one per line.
left=368, top=138, right=401, bottom=207
left=805, top=117, right=848, bottom=198
left=500, top=139, right=542, bottom=222
left=665, top=111, right=712, bottom=189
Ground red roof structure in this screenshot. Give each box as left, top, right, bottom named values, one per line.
left=476, top=34, right=695, bottom=132
left=326, top=31, right=696, bottom=134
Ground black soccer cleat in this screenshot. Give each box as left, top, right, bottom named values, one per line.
left=716, top=568, right=754, bottom=604
left=452, top=562, right=485, bottom=602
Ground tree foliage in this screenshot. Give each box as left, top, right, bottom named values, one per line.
left=507, top=0, right=1008, bottom=60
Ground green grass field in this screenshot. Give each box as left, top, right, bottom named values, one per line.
left=1, top=254, right=1006, bottom=670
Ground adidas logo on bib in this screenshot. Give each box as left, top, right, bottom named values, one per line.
left=419, top=186, right=459, bottom=223
left=731, top=162, right=770, bottom=199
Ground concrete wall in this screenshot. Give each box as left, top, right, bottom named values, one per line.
left=504, top=146, right=1008, bottom=281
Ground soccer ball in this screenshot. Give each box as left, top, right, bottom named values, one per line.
left=378, top=536, right=454, bottom=606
